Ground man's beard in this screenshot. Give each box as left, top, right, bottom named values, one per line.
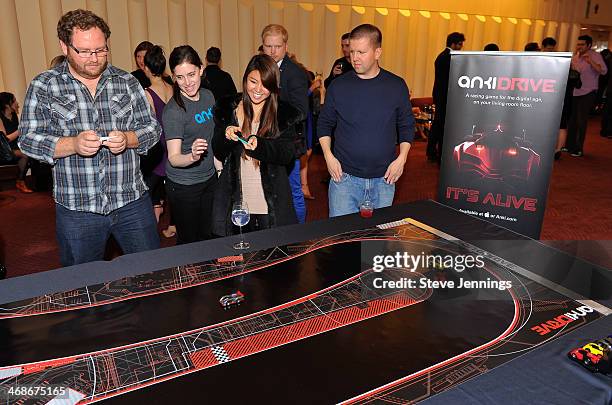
left=67, top=53, right=107, bottom=80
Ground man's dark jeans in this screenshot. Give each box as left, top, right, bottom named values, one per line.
left=55, top=193, right=160, bottom=267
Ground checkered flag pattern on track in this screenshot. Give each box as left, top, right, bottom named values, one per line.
left=211, top=345, right=231, bottom=363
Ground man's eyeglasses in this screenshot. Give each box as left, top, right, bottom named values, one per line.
left=69, top=43, right=109, bottom=58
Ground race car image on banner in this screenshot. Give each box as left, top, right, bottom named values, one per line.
left=453, top=122, right=541, bottom=183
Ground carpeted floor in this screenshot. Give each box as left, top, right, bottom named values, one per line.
left=1, top=117, right=611, bottom=278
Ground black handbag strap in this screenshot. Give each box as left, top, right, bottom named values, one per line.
left=0, top=131, right=16, bottom=162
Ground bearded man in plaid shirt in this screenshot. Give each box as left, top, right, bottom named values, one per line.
left=19, top=9, right=162, bottom=267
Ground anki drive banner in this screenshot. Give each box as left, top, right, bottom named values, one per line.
left=437, top=51, right=571, bottom=239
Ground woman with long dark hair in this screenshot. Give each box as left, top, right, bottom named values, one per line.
left=212, top=54, right=303, bottom=236
left=162, top=45, right=218, bottom=244
left=0, top=92, right=32, bottom=193
left=141, top=45, right=173, bottom=222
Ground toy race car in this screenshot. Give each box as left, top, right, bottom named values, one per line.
left=567, top=337, right=612, bottom=373
left=453, top=123, right=541, bottom=182
left=219, top=291, right=245, bottom=308
left=583, top=342, right=604, bottom=356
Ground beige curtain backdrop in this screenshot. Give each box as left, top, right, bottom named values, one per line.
left=0, top=0, right=593, bottom=103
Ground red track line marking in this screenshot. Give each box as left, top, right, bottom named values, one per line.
left=340, top=268, right=522, bottom=404
left=0, top=233, right=428, bottom=319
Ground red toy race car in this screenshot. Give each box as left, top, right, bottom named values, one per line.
left=567, top=338, right=611, bottom=373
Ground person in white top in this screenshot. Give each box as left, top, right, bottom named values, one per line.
left=211, top=54, right=304, bottom=236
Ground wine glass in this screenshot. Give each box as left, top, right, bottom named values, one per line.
left=231, top=201, right=250, bottom=249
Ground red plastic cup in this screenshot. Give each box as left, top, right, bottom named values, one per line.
left=360, top=201, right=374, bottom=218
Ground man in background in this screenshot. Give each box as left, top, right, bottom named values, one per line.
left=201, top=47, right=237, bottom=101
left=324, top=33, right=353, bottom=89
left=430, top=32, right=465, bottom=163
left=541, top=37, right=557, bottom=52
left=567, top=35, right=607, bottom=157
left=524, top=42, right=541, bottom=52
left=261, top=24, right=308, bottom=223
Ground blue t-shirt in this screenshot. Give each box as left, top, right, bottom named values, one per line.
left=317, top=69, right=415, bottom=178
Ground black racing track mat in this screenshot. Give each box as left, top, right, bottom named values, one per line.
left=0, top=242, right=362, bottom=367
left=0, top=219, right=605, bottom=404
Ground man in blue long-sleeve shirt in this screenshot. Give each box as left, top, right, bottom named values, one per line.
left=317, top=24, right=415, bottom=217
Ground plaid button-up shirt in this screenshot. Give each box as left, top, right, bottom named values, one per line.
left=18, top=62, right=161, bottom=214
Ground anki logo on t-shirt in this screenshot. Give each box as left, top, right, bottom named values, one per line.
left=195, top=107, right=213, bottom=124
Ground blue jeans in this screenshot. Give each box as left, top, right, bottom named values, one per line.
left=55, top=194, right=160, bottom=267
left=328, top=173, right=395, bottom=217
left=289, top=159, right=306, bottom=223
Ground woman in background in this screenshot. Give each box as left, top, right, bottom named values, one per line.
left=131, top=41, right=155, bottom=89
left=162, top=46, right=218, bottom=244
left=142, top=45, right=173, bottom=223
left=300, top=70, right=322, bottom=200
left=0, top=92, right=32, bottom=193
left=212, top=54, right=301, bottom=236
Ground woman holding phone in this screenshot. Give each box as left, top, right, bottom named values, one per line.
left=212, top=54, right=302, bottom=236
left=162, top=45, right=218, bottom=244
